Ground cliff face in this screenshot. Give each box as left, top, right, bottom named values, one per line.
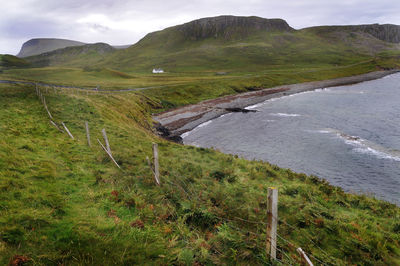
left=177, top=15, right=294, bottom=40
left=305, top=24, right=400, bottom=44
left=356, top=24, right=400, bottom=43
left=17, top=38, right=86, bottom=57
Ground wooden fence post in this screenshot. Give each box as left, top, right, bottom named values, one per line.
left=85, top=121, right=91, bottom=147
left=50, top=120, right=63, bottom=132
left=152, top=143, right=160, bottom=186
left=266, top=187, right=278, bottom=260
left=42, top=96, right=53, bottom=119
left=101, top=128, right=111, bottom=154
left=297, top=248, right=314, bottom=266
left=97, top=139, right=121, bottom=169
left=61, top=122, right=74, bottom=139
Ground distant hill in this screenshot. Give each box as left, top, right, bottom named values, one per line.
left=113, top=45, right=132, bottom=49
left=25, top=43, right=116, bottom=67
left=101, top=16, right=399, bottom=73
left=18, top=16, right=400, bottom=72
left=17, top=38, right=86, bottom=57
left=0, top=54, right=30, bottom=68
left=305, top=24, right=400, bottom=43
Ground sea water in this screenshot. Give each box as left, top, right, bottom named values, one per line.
left=183, top=73, right=400, bottom=205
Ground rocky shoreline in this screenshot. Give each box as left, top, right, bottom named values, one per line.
left=153, top=70, right=399, bottom=142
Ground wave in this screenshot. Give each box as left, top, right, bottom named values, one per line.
left=317, top=128, right=400, bottom=161
left=354, top=147, right=400, bottom=162
left=270, top=113, right=301, bottom=117
left=198, top=120, right=213, bottom=128
left=246, top=88, right=332, bottom=109
left=181, top=120, right=213, bottom=138
left=181, top=131, right=191, bottom=138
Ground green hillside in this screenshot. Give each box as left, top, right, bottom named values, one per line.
left=1, top=82, right=399, bottom=265
left=99, top=16, right=400, bottom=73
left=0, top=55, right=30, bottom=69
left=25, top=43, right=116, bottom=67
left=19, top=16, right=400, bottom=75
left=1, top=16, right=400, bottom=265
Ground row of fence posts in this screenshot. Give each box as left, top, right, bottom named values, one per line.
left=36, top=83, right=315, bottom=265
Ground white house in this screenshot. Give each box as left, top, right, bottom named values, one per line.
left=152, top=68, right=164, bottom=74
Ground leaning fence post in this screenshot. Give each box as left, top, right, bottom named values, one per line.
left=152, top=143, right=160, bottom=186
left=85, top=121, right=91, bottom=147
left=42, top=96, right=53, bottom=119
left=101, top=128, right=111, bottom=154
left=50, top=120, right=63, bottom=132
left=297, top=248, right=314, bottom=266
left=266, top=187, right=278, bottom=260
left=97, top=139, right=121, bottom=169
left=61, top=122, right=74, bottom=139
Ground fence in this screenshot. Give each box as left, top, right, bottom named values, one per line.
left=33, top=82, right=337, bottom=265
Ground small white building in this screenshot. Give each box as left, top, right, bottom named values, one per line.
left=152, top=68, right=164, bottom=74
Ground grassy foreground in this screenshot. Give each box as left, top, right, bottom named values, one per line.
left=1, top=82, right=400, bottom=265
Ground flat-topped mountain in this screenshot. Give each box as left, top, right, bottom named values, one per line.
left=17, top=38, right=86, bottom=57
left=25, top=43, right=116, bottom=67
left=176, top=15, right=294, bottom=40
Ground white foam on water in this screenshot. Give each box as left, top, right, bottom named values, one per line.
left=219, top=113, right=232, bottom=118
left=198, top=120, right=213, bottom=128
left=316, top=130, right=331, bottom=134
left=269, top=113, right=301, bottom=117
left=181, top=120, right=213, bottom=139
left=353, top=147, right=400, bottom=162
left=331, top=130, right=400, bottom=162
left=246, top=103, right=262, bottom=109
left=181, top=131, right=191, bottom=138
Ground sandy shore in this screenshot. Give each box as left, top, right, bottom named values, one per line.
left=154, top=70, right=399, bottom=142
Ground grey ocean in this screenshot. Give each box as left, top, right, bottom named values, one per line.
left=183, top=73, right=400, bottom=205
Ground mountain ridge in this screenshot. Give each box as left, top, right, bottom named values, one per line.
left=16, top=16, right=400, bottom=71
left=25, top=43, right=116, bottom=67
left=17, top=38, right=86, bottom=57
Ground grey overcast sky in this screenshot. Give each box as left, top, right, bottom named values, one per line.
left=1, top=0, right=400, bottom=55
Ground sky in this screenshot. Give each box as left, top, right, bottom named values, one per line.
left=1, top=0, right=400, bottom=55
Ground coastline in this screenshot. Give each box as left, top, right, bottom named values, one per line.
left=153, top=70, right=399, bottom=142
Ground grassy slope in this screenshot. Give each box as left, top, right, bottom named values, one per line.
left=102, top=25, right=398, bottom=73
left=24, top=43, right=116, bottom=68
left=1, top=83, right=400, bottom=265
left=0, top=55, right=30, bottom=69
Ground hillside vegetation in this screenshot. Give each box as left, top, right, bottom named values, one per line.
left=0, top=55, right=30, bottom=69
left=1, top=15, right=400, bottom=265
left=25, top=43, right=116, bottom=68
left=0, top=83, right=399, bottom=265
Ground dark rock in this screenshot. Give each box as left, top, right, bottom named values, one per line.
left=225, top=107, right=258, bottom=113
left=153, top=122, right=183, bottom=143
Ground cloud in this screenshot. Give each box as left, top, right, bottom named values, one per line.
left=1, top=0, right=400, bottom=55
